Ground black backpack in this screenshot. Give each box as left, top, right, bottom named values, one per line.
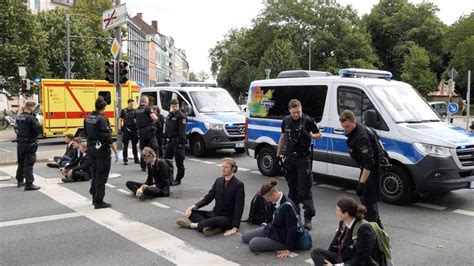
left=245, top=192, right=274, bottom=225
left=366, top=127, right=391, bottom=169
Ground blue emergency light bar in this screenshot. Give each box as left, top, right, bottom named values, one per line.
left=339, top=68, right=393, bottom=79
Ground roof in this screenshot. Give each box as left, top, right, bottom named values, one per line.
left=427, top=80, right=459, bottom=97
left=131, top=16, right=158, bottom=35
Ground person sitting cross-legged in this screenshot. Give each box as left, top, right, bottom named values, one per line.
left=176, top=158, right=245, bottom=237
left=61, top=142, right=92, bottom=183
left=125, top=147, right=171, bottom=200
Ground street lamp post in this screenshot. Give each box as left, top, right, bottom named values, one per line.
left=304, top=38, right=313, bottom=71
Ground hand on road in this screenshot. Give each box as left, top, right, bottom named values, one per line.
left=275, top=250, right=290, bottom=259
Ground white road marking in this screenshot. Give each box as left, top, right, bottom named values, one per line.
left=150, top=202, right=170, bottom=209
left=413, top=202, right=447, bottom=211
left=1, top=166, right=238, bottom=265
left=250, top=171, right=262, bottom=175
left=305, top=258, right=315, bottom=265
left=201, top=161, right=216, bottom=165
left=0, top=148, right=13, bottom=153
left=0, top=212, right=83, bottom=228
left=0, top=183, right=15, bottom=188
left=238, top=167, right=250, bottom=172
left=288, top=252, right=299, bottom=258
left=116, top=188, right=131, bottom=195
left=188, top=158, right=203, bottom=162
left=108, top=173, right=121, bottom=179
left=105, top=183, right=116, bottom=188
left=453, top=209, right=474, bottom=217
left=317, top=184, right=343, bottom=191
left=345, top=189, right=356, bottom=194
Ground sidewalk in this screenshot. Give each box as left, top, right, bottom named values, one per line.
left=0, top=128, right=16, bottom=142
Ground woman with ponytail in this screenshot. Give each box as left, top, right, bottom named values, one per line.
left=242, top=179, right=299, bottom=259
left=311, top=197, right=380, bottom=266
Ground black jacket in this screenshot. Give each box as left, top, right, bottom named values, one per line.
left=65, top=151, right=83, bottom=169
left=195, top=176, right=245, bottom=229
left=263, top=194, right=298, bottom=250
left=328, top=218, right=380, bottom=266
left=63, top=143, right=76, bottom=158
left=70, top=153, right=93, bottom=177
left=346, top=122, right=376, bottom=171
left=145, top=159, right=171, bottom=196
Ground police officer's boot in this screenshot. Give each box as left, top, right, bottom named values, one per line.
left=24, top=184, right=40, bottom=191
left=304, top=217, right=312, bottom=231
left=17, top=181, right=25, bottom=188
left=170, top=179, right=181, bottom=186
left=94, top=201, right=112, bottom=209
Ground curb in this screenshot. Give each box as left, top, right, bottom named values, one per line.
left=0, top=158, right=51, bottom=167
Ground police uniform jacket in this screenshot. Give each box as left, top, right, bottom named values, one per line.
left=328, top=218, right=380, bottom=266
left=16, top=112, right=42, bottom=142
left=83, top=111, right=113, bottom=154
left=194, top=176, right=245, bottom=229
left=165, top=110, right=187, bottom=144
left=120, top=108, right=137, bottom=130
left=135, top=105, right=153, bottom=129
left=281, top=114, right=319, bottom=154
left=145, top=159, right=171, bottom=196
left=263, top=194, right=298, bottom=250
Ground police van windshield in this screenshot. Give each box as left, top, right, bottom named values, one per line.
left=190, top=91, right=241, bottom=113
left=370, top=84, right=440, bottom=123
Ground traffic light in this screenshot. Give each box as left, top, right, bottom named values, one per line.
left=119, top=61, right=129, bottom=84
left=21, top=78, right=30, bottom=91
left=105, top=61, right=114, bottom=83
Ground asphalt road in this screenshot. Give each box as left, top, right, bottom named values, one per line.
left=0, top=149, right=473, bottom=265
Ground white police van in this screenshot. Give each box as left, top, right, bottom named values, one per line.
left=140, top=82, right=245, bottom=157
left=244, top=68, right=474, bottom=204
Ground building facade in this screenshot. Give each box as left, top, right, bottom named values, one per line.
left=125, top=18, right=149, bottom=87
left=25, top=0, right=73, bottom=13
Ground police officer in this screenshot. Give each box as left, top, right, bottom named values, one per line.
left=15, top=101, right=43, bottom=190
left=84, top=97, right=113, bottom=209
left=339, top=109, right=383, bottom=228
left=164, top=98, right=187, bottom=186
left=276, top=99, right=322, bottom=230
left=151, top=105, right=165, bottom=158
left=136, top=96, right=159, bottom=171
left=118, top=99, right=139, bottom=165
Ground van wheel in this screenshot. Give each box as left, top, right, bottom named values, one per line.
left=234, top=148, right=245, bottom=154
left=75, top=129, right=86, bottom=138
left=257, top=147, right=279, bottom=176
left=191, top=135, right=207, bottom=157
left=380, top=164, right=415, bottom=205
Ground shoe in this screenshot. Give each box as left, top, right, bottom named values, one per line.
left=123, top=161, right=128, bottom=165
left=304, top=217, right=312, bottom=231
left=17, top=181, right=25, bottom=188
left=94, top=202, right=112, bottom=209
left=138, top=193, right=146, bottom=201
left=134, top=159, right=140, bottom=164
left=135, top=187, right=144, bottom=199
left=24, top=184, right=41, bottom=191
left=176, top=218, right=192, bottom=229
left=47, top=163, right=59, bottom=168
left=61, top=177, right=74, bottom=183
left=170, top=180, right=181, bottom=186
left=141, top=168, right=146, bottom=172
left=203, top=227, right=223, bottom=237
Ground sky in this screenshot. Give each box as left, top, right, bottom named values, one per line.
left=123, top=0, right=473, bottom=76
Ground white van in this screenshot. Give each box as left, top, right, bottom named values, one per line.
left=140, top=82, right=245, bottom=157
left=244, top=68, right=474, bottom=204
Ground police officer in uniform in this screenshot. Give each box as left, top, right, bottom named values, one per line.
left=339, top=109, right=383, bottom=228
left=118, top=99, right=139, bottom=165
left=276, top=99, right=322, bottom=230
left=15, top=101, right=43, bottom=190
left=135, top=96, right=159, bottom=171
left=164, top=98, right=187, bottom=186
left=84, top=97, right=113, bottom=209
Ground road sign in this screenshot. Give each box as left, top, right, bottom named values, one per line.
left=448, top=103, right=459, bottom=114
left=111, top=37, right=121, bottom=60
left=102, top=3, right=127, bottom=30
left=63, top=61, right=75, bottom=69
left=18, top=67, right=26, bottom=77
left=448, top=68, right=458, bottom=80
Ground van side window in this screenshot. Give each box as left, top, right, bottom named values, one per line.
left=337, top=86, right=375, bottom=123
left=142, top=91, right=157, bottom=106
left=98, top=91, right=111, bottom=105
left=159, top=91, right=173, bottom=111
left=250, top=85, right=327, bottom=122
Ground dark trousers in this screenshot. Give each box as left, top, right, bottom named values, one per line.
left=71, top=170, right=90, bottom=181
left=360, top=170, right=383, bottom=228
left=311, top=249, right=340, bottom=266
left=285, top=156, right=315, bottom=218
left=16, top=142, right=38, bottom=185
left=156, top=134, right=164, bottom=158
left=122, top=129, right=139, bottom=162
left=138, top=129, right=159, bottom=170
left=88, top=151, right=111, bottom=204
left=189, top=210, right=231, bottom=232
left=164, top=141, right=185, bottom=182
left=125, top=181, right=169, bottom=198
left=361, top=195, right=383, bottom=228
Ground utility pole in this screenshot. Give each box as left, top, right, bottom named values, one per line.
left=467, top=70, right=472, bottom=130
left=114, top=0, right=122, bottom=150
left=309, top=40, right=311, bottom=71
left=66, top=14, right=71, bottom=79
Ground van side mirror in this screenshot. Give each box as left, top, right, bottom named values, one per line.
left=364, top=110, right=380, bottom=129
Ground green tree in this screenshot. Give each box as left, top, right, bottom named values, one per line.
left=197, top=71, right=210, bottom=82
left=259, top=39, right=300, bottom=79
left=188, top=72, right=198, bottom=81
left=400, top=45, right=438, bottom=96
left=0, top=0, right=48, bottom=95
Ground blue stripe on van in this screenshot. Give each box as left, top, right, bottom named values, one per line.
left=187, top=119, right=208, bottom=134
left=248, top=118, right=282, bottom=127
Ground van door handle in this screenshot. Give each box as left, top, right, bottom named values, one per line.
left=334, top=128, right=345, bottom=134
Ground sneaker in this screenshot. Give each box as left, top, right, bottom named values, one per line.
left=94, top=202, right=112, bottom=209
left=202, top=227, right=223, bottom=237
left=176, top=218, right=192, bottom=229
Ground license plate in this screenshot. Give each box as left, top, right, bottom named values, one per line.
left=235, top=142, right=244, bottom=148
left=470, top=181, right=474, bottom=189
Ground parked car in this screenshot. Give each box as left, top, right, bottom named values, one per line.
left=428, top=101, right=448, bottom=118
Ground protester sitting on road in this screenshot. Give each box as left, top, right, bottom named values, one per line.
left=61, top=142, right=93, bottom=183
left=47, top=134, right=76, bottom=168
left=242, top=179, right=299, bottom=259
left=125, top=147, right=171, bottom=200
left=310, top=197, right=380, bottom=266
left=60, top=137, right=83, bottom=170
left=176, top=158, right=245, bottom=237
